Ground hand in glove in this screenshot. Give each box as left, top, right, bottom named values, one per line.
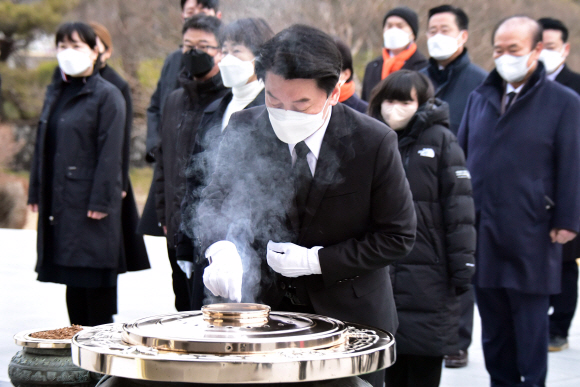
left=203, top=241, right=243, bottom=302
left=266, top=241, right=323, bottom=278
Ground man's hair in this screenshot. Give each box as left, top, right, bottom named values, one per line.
left=219, top=18, right=274, bottom=56
left=491, top=16, right=542, bottom=49
left=182, top=14, right=222, bottom=37
left=428, top=5, right=469, bottom=31
left=56, top=22, right=97, bottom=49
left=333, top=37, right=354, bottom=83
left=255, top=24, right=342, bottom=96
left=180, top=0, right=219, bottom=11
left=368, top=70, right=434, bottom=121
left=538, top=17, right=569, bottom=43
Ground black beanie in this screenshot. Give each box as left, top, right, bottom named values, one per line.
left=383, top=6, right=419, bottom=38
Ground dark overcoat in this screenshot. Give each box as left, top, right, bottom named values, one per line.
left=554, top=65, right=580, bottom=263
left=98, top=64, right=150, bottom=272
left=361, top=49, right=428, bottom=101
left=420, top=50, right=487, bottom=135
left=388, top=99, right=476, bottom=356
left=154, top=71, right=228, bottom=244
left=28, top=71, right=126, bottom=271
left=457, top=63, right=580, bottom=295
left=196, top=104, right=417, bottom=333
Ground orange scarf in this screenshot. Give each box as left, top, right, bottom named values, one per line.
left=381, top=43, right=417, bottom=80
left=339, top=80, right=356, bottom=103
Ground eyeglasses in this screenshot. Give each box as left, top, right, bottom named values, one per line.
left=183, top=44, right=219, bottom=53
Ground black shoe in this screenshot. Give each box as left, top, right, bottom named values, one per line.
left=549, top=335, right=569, bottom=352
left=445, top=350, right=468, bottom=368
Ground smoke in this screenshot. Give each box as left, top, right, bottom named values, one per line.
left=182, top=116, right=297, bottom=304
left=181, top=105, right=347, bottom=306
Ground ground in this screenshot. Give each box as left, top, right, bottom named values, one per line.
left=1, top=166, right=580, bottom=386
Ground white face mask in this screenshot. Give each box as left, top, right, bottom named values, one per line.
left=381, top=101, right=418, bottom=130
left=218, top=54, right=255, bottom=88
left=494, top=52, right=534, bottom=84
left=268, top=99, right=330, bottom=144
left=57, top=48, right=93, bottom=77
left=427, top=33, right=461, bottom=61
left=383, top=27, right=411, bottom=50
left=539, top=48, right=565, bottom=74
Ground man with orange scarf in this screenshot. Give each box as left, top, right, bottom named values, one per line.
left=334, top=37, right=368, bottom=113
left=361, top=6, right=428, bottom=101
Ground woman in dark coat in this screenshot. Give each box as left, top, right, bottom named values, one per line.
left=28, top=22, right=126, bottom=326
left=89, top=21, right=150, bottom=274
left=368, top=70, right=476, bottom=387
left=176, top=18, right=274, bottom=309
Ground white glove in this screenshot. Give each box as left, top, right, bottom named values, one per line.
left=203, top=241, right=243, bottom=302
left=266, top=241, right=323, bottom=278
left=177, top=260, right=193, bottom=279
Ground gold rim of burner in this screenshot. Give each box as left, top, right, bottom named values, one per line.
left=14, top=328, right=78, bottom=349
left=202, top=303, right=270, bottom=325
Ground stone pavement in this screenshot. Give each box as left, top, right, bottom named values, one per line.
left=1, top=229, right=579, bottom=386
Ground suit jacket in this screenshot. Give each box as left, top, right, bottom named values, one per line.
left=361, top=49, right=428, bottom=101
left=197, top=103, right=417, bottom=333
left=458, top=63, right=580, bottom=294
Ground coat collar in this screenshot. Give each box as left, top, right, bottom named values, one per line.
left=477, top=61, right=547, bottom=114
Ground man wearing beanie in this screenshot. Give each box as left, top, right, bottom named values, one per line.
left=361, top=6, right=428, bottom=101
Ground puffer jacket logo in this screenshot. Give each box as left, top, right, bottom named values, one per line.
left=455, top=170, right=471, bottom=179
left=418, top=148, right=435, bottom=158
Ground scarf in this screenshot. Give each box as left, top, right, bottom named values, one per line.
left=338, top=80, right=356, bottom=103
left=381, top=43, right=417, bottom=80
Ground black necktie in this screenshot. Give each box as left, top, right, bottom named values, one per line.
left=505, top=91, right=517, bottom=112
left=293, top=141, right=312, bottom=226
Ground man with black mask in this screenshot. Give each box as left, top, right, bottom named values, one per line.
left=154, top=14, right=228, bottom=311
left=137, top=0, right=221, bottom=238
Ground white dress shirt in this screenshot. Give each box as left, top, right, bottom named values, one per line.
left=287, top=109, right=332, bottom=176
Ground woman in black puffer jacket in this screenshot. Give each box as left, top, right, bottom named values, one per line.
left=369, top=70, right=476, bottom=387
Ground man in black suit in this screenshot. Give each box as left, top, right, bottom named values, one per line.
left=190, top=25, right=416, bottom=387
left=538, top=17, right=580, bottom=352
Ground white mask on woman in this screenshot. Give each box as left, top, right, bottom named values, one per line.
left=218, top=54, right=255, bottom=87
left=57, top=48, right=93, bottom=76
left=268, top=99, right=330, bottom=144
left=381, top=101, right=418, bottom=130
left=427, top=33, right=461, bottom=61
left=494, top=52, right=534, bottom=84
left=539, top=48, right=565, bottom=74
left=383, top=27, right=411, bottom=50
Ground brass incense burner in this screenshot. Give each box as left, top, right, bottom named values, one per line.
left=71, top=303, right=395, bottom=384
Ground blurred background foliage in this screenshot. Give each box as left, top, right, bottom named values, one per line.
left=2, top=0, right=580, bottom=171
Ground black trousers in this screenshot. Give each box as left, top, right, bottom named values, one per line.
left=384, top=354, right=443, bottom=387
left=167, top=244, right=192, bottom=312
left=66, top=286, right=117, bottom=326
left=476, top=286, right=549, bottom=387
left=549, top=259, right=579, bottom=338
left=457, top=284, right=475, bottom=351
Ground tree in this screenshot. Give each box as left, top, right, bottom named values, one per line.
left=0, top=0, right=78, bottom=62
